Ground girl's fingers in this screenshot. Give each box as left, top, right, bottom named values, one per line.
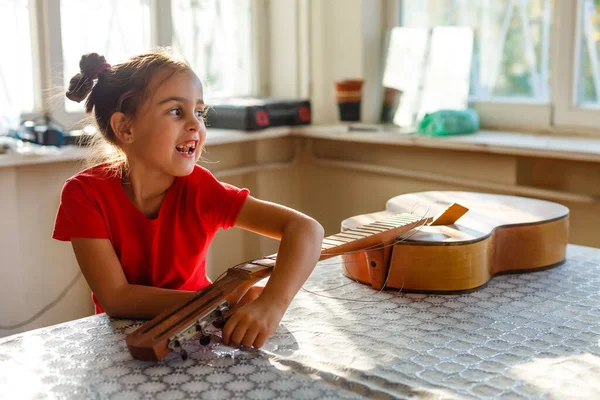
left=241, top=325, right=261, bottom=348
left=229, top=322, right=249, bottom=347
left=253, top=330, right=270, bottom=349
left=221, top=314, right=240, bottom=345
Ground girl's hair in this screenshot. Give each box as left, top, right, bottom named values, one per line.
left=66, top=49, right=192, bottom=174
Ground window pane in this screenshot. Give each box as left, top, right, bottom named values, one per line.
left=0, top=0, right=35, bottom=128
left=578, top=0, right=600, bottom=106
left=60, top=0, right=151, bottom=112
left=402, top=0, right=552, bottom=101
left=171, top=0, right=253, bottom=102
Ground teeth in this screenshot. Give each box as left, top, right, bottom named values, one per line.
left=176, top=142, right=196, bottom=152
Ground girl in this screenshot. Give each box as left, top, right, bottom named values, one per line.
left=52, top=50, right=324, bottom=350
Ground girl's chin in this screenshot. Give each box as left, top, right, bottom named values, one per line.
left=170, top=158, right=197, bottom=176
left=173, top=164, right=196, bottom=176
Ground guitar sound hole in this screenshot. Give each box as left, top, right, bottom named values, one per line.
left=370, top=261, right=377, bottom=268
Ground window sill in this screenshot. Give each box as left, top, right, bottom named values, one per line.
left=294, top=125, right=600, bottom=163
left=2, top=124, right=600, bottom=169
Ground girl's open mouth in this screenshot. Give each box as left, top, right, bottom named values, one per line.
left=175, top=141, right=196, bottom=157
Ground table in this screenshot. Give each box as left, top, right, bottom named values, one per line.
left=2, top=245, right=600, bottom=399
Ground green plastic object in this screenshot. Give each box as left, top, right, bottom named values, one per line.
left=417, top=109, right=479, bottom=136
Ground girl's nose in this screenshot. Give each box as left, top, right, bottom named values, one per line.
left=186, top=116, right=201, bottom=132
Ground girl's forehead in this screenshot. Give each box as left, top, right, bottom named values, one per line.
left=151, top=69, right=203, bottom=100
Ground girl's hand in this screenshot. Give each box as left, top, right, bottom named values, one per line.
left=221, top=293, right=286, bottom=349
left=234, top=286, right=264, bottom=310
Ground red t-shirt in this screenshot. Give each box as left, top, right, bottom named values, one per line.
left=52, top=164, right=249, bottom=314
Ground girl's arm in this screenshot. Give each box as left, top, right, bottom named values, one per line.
left=71, top=238, right=197, bottom=319
left=222, top=195, right=324, bottom=349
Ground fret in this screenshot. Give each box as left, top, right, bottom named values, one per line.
left=323, top=238, right=351, bottom=246
left=334, top=232, right=367, bottom=240
left=326, top=234, right=358, bottom=243
left=368, top=223, right=397, bottom=229
left=327, top=234, right=356, bottom=243
left=351, top=227, right=383, bottom=235
left=385, top=219, right=416, bottom=227
left=359, top=225, right=385, bottom=232
left=321, top=243, right=337, bottom=250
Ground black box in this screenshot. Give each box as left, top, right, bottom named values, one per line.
left=205, top=98, right=311, bottom=131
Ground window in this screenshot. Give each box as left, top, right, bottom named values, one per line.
left=0, top=0, right=258, bottom=131
left=171, top=0, right=253, bottom=102
left=60, top=0, right=151, bottom=112
left=0, top=0, right=36, bottom=132
left=400, top=0, right=600, bottom=132
left=402, top=0, right=552, bottom=102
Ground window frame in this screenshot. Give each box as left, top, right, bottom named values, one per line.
left=24, top=0, right=265, bottom=130
left=6, top=0, right=45, bottom=123
left=552, top=0, right=600, bottom=130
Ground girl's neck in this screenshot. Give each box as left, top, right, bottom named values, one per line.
left=122, top=165, right=175, bottom=219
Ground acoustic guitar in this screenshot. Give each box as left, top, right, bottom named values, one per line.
left=341, top=191, right=569, bottom=293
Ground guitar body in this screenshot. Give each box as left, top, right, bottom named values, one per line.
left=341, top=191, right=569, bottom=293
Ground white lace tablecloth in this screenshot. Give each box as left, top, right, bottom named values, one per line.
left=1, top=244, right=600, bottom=399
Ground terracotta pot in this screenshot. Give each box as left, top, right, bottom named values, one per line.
left=335, top=79, right=364, bottom=103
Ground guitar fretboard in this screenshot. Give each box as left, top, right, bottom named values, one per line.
left=246, top=213, right=429, bottom=269
left=322, top=213, right=425, bottom=251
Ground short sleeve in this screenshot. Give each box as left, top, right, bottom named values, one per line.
left=52, top=178, right=109, bottom=241
left=200, top=170, right=250, bottom=230
left=220, top=182, right=250, bottom=230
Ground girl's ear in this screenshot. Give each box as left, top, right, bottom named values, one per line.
left=110, top=112, right=133, bottom=144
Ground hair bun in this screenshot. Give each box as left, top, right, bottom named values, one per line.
left=79, top=53, right=107, bottom=79
left=65, top=53, right=107, bottom=103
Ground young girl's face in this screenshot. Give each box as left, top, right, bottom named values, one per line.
left=127, top=69, right=206, bottom=178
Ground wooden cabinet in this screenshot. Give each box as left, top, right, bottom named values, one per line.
left=1, top=128, right=599, bottom=337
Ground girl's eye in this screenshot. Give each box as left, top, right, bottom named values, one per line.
left=169, top=108, right=181, bottom=116
left=195, top=109, right=207, bottom=119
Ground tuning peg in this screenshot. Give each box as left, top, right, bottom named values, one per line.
left=212, top=319, right=225, bottom=329
left=217, top=303, right=230, bottom=317
left=195, top=322, right=211, bottom=346
left=212, top=303, right=230, bottom=329
left=173, top=340, right=188, bottom=360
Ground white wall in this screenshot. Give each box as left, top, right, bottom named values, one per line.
left=268, top=0, right=392, bottom=124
